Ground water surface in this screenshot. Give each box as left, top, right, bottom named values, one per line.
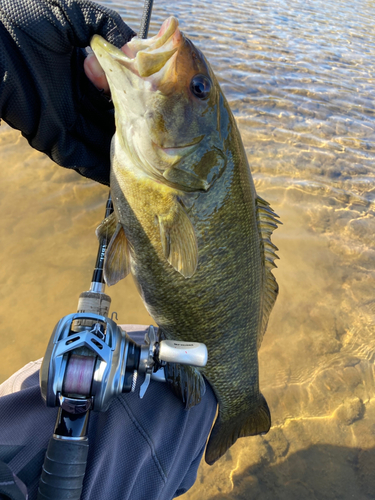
left=1, top=0, right=375, bottom=498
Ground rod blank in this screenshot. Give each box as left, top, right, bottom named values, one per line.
left=138, top=0, right=154, bottom=39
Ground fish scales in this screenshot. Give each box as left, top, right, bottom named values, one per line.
left=92, top=16, right=280, bottom=465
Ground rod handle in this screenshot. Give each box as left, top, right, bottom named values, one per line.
left=37, top=436, right=89, bottom=500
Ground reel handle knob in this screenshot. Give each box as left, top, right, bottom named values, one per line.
left=158, top=340, right=208, bottom=367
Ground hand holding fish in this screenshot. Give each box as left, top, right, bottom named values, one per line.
left=85, top=46, right=112, bottom=95
left=0, top=0, right=135, bottom=184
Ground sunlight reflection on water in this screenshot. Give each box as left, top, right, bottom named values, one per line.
left=1, top=0, right=375, bottom=498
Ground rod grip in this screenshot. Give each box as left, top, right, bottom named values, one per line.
left=37, top=436, right=89, bottom=500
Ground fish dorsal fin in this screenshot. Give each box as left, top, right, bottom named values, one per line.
left=256, top=195, right=281, bottom=348
left=103, top=222, right=131, bottom=286
left=158, top=201, right=198, bottom=278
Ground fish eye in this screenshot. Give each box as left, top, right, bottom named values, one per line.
left=190, top=74, right=211, bottom=100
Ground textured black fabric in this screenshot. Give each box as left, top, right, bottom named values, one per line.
left=0, top=461, right=26, bottom=500
left=0, top=0, right=136, bottom=185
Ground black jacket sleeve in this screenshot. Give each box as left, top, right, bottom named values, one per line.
left=0, top=0, right=136, bottom=185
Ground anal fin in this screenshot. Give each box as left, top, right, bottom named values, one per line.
left=164, top=362, right=206, bottom=410
left=205, top=393, right=271, bottom=465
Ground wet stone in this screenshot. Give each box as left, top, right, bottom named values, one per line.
left=348, top=217, right=375, bottom=244
left=341, top=366, right=363, bottom=391
left=326, top=167, right=343, bottom=179
left=315, top=336, right=342, bottom=356
left=263, top=427, right=290, bottom=459
left=333, top=397, right=365, bottom=425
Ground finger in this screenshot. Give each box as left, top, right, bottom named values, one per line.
left=84, top=53, right=110, bottom=94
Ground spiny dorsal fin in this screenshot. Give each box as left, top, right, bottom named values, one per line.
left=158, top=201, right=198, bottom=278
left=256, top=195, right=282, bottom=348
left=103, top=223, right=130, bottom=286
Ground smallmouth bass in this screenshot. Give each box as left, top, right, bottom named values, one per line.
left=91, top=16, right=281, bottom=465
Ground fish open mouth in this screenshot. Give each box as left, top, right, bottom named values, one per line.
left=90, top=17, right=216, bottom=184
left=91, top=17, right=182, bottom=85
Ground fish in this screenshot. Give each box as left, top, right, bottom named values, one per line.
left=91, top=16, right=281, bottom=465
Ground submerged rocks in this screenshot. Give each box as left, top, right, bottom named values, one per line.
left=334, top=398, right=365, bottom=425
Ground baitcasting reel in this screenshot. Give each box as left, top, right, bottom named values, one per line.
left=40, top=312, right=207, bottom=412
left=37, top=288, right=207, bottom=500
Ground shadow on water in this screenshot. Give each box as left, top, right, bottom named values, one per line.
left=209, top=445, right=375, bottom=500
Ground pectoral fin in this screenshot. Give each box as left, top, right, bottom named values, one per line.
left=158, top=202, right=198, bottom=278
left=96, top=212, right=118, bottom=243
left=103, top=223, right=130, bottom=286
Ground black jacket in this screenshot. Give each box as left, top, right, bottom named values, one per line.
left=0, top=0, right=136, bottom=185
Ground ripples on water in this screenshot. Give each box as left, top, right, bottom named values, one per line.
left=1, top=0, right=375, bottom=498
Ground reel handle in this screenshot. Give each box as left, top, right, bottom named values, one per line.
left=158, top=340, right=207, bottom=367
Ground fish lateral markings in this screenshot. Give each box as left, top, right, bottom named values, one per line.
left=92, top=16, right=281, bottom=465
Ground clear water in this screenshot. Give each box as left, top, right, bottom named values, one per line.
left=1, top=0, right=375, bottom=498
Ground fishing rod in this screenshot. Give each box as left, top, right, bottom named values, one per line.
left=139, top=0, right=154, bottom=38
left=36, top=3, right=207, bottom=500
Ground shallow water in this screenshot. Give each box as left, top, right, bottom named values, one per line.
left=1, top=0, right=375, bottom=498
